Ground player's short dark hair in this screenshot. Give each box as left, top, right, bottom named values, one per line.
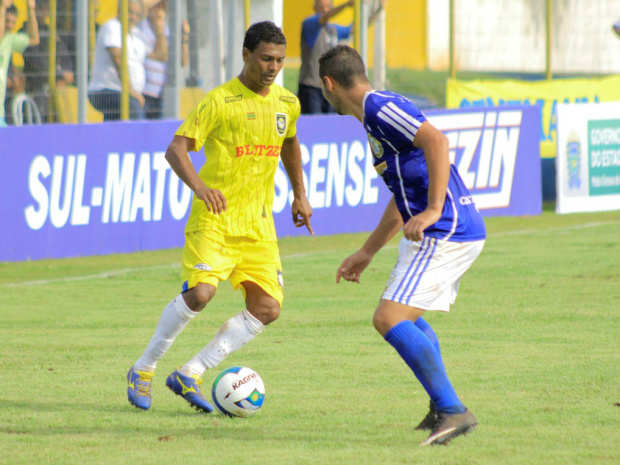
left=319, top=45, right=369, bottom=89
left=243, top=21, right=286, bottom=52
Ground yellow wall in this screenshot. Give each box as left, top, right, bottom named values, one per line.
left=282, top=0, right=427, bottom=69
left=95, top=0, right=118, bottom=25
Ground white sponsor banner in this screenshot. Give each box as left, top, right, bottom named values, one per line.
left=556, top=102, right=620, bottom=214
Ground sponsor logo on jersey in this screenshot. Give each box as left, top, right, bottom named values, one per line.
left=193, top=263, right=212, bottom=271
left=225, top=94, right=243, bottom=103
left=279, top=95, right=297, bottom=104
left=374, top=160, right=387, bottom=176
left=235, top=145, right=281, bottom=158
left=246, top=112, right=257, bottom=120
left=459, top=195, right=474, bottom=205
left=368, top=134, right=384, bottom=159
left=275, top=113, right=287, bottom=136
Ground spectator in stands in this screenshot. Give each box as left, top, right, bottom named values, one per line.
left=138, top=0, right=189, bottom=119
left=21, top=0, right=74, bottom=123
left=0, top=0, right=39, bottom=127
left=298, top=0, right=385, bottom=114
left=88, top=0, right=149, bottom=121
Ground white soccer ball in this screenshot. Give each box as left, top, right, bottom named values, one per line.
left=211, top=366, right=265, bottom=418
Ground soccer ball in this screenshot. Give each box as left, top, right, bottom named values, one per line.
left=211, top=366, right=265, bottom=418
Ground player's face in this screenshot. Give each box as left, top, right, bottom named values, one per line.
left=242, top=42, right=286, bottom=91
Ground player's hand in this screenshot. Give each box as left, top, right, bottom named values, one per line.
left=291, top=196, right=313, bottom=235
left=403, top=208, right=441, bottom=242
left=196, top=185, right=227, bottom=214
left=336, top=250, right=372, bottom=284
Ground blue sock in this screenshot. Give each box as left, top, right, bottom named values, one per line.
left=414, top=317, right=442, bottom=411
left=415, top=317, right=441, bottom=356
left=385, top=320, right=466, bottom=414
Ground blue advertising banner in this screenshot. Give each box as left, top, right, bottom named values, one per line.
left=0, top=105, right=540, bottom=261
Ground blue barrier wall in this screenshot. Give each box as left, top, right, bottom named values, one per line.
left=0, top=106, right=540, bottom=261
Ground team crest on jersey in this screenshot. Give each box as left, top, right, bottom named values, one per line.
left=276, top=269, right=284, bottom=288
left=368, top=134, right=384, bottom=159
left=275, top=113, right=287, bottom=136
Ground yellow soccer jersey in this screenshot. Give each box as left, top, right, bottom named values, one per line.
left=176, top=77, right=301, bottom=241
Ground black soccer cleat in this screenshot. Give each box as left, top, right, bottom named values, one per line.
left=414, top=408, right=439, bottom=431
left=420, top=408, right=478, bottom=446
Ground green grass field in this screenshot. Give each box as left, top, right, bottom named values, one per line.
left=1, top=208, right=619, bottom=465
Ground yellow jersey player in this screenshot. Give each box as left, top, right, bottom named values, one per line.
left=127, top=21, right=313, bottom=412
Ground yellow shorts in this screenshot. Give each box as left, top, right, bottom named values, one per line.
left=181, top=230, right=284, bottom=306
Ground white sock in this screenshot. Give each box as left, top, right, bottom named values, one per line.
left=180, top=309, right=265, bottom=377
left=134, top=294, right=197, bottom=372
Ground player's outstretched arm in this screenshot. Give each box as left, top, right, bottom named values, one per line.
left=281, top=136, right=313, bottom=234
left=165, top=135, right=227, bottom=214
left=337, top=197, right=403, bottom=283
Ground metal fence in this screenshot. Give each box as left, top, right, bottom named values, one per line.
left=1, top=0, right=618, bottom=126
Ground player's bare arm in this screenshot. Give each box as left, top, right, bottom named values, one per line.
left=404, top=121, right=450, bottom=242
left=281, top=135, right=314, bottom=234
left=337, top=197, right=403, bottom=284
left=165, top=135, right=227, bottom=214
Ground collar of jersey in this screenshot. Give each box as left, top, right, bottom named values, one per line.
left=234, top=77, right=273, bottom=101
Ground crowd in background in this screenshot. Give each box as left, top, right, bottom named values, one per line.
left=0, top=0, right=188, bottom=125
left=0, top=0, right=384, bottom=126
left=4, top=0, right=617, bottom=126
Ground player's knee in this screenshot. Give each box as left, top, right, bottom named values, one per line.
left=253, top=303, right=280, bottom=326
left=372, top=310, right=390, bottom=336
left=183, top=284, right=216, bottom=312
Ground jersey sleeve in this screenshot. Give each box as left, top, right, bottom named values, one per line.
left=285, top=97, right=301, bottom=139
left=175, top=94, right=221, bottom=152
left=367, top=95, right=427, bottom=149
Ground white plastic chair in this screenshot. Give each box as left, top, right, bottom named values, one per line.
left=11, top=93, right=42, bottom=126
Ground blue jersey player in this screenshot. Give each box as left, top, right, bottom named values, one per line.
left=318, top=45, right=486, bottom=446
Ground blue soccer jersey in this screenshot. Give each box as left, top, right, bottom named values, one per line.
left=363, top=91, right=486, bottom=242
